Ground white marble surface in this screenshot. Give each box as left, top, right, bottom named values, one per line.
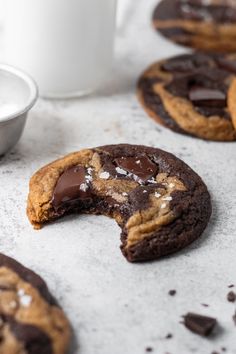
left=0, top=1, right=236, bottom=353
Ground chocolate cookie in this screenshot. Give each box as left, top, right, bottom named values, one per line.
left=27, top=144, right=211, bottom=262
left=153, top=0, right=236, bottom=53
left=0, top=253, right=71, bottom=354
left=137, top=52, right=236, bottom=141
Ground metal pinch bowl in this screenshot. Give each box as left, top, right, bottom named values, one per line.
left=0, top=64, right=38, bottom=156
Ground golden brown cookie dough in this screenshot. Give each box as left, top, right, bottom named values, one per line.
left=153, top=0, right=236, bottom=53
left=137, top=53, right=236, bottom=141
left=27, top=144, right=212, bottom=262
left=0, top=253, right=71, bottom=354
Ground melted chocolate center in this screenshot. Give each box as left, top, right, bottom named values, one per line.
left=115, top=156, right=158, bottom=182
left=52, top=166, right=92, bottom=210
left=51, top=155, right=159, bottom=212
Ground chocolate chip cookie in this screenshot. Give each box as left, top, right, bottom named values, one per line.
left=27, top=144, right=211, bottom=262
left=0, top=253, right=71, bottom=354
left=137, top=52, right=236, bottom=141
left=153, top=0, right=236, bottom=53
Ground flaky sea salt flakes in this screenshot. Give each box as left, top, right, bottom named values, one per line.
left=169, top=183, right=175, bottom=189
left=17, top=289, right=25, bottom=297
left=99, top=171, right=110, bottom=179
left=162, top=196, right=172, bottom=201
left=161, top=203, right=167, bottom=209
left=122, top=192, right=128, bottom=196
left=143, top=190, right=147, bottom=193
left=80, top=183, right=88, bottom=192
left=147, top=178, right=157, bottom=184
left=136, top=160, right=141, bottom=164
left=155, top=192, right=161, bottom=198
left=85, top=174, right=93, bottom=182
left=18, top=288, right=32, bottom=307
left=116, top=167, right=127, bottom=175
left=87, top=167, right=93, bottom=175
left=20, top=294, right=32, bottom=307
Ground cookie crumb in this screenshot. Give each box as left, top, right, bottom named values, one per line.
left=201, top=303, right=209, bottom=307
left=145, top=347, right=153, bottom=352
left=227, top=291, right=236, bottom=303
left=166, top=333, right=173, bottom=339
left=168, top=290, right=176, bottom=296
left=228, top=284, right=234, bottom=288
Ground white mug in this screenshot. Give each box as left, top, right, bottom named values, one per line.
left=3, top=0, right=117, bottom=98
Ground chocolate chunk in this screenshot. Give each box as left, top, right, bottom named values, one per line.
left=227, top=291, right=236, bottom=303
left=168, top=290, right=176, bottom=296
left=162, top=54, right=211, bottom=73
left=189, top=86, right=226, bottom=108
left=52, top=166, right=92, bottom=209
left=162, top=58, right=196, bottom=73
left=217, top=58, right=236, bottom=74
left=183, top=313, right=217, bottom=336
left=115, top=156, right=158, bottom=182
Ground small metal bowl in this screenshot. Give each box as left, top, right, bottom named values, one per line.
left=0, top=64, right=38, bottom=156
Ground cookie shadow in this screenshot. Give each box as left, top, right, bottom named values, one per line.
left=68, top=326, right=79, bottom=354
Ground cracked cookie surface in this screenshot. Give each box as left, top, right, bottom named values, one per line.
left=27, top=144, right=211, bottom=262
left=137, top=53, right=236, bottom=141
left=0, top=253, right=71, bottom=354
left=153, top=0, right=236, bottom=53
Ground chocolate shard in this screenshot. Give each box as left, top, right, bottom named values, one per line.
left=115, top=156, right=158, bottom=182
left=189, top=86, right=226, bottom=108
left=216, top=58, right=236, bottom=74
left=168, top=289, right=176, bottom=296
left=183, top=312, right=217, bottom=336
left=162, top=58, right=195, bottom=73
left=52, top=166, right=92, bottom=209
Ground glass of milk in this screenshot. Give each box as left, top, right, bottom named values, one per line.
left=3, top=0, right=117, bottom=98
